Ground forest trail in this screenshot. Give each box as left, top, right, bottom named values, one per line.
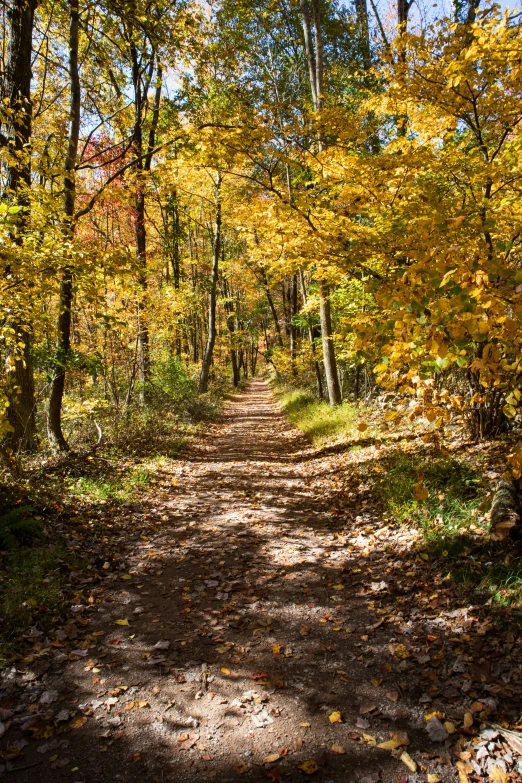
left=1, top=381, right=513, bottom=782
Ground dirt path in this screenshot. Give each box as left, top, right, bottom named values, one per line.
left=0, top=380, right=514, bottom=782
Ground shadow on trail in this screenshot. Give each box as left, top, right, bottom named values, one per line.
left=1, top=380, right=520, bottom=783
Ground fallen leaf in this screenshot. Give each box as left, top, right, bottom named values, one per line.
left=489, top=767, right=509, bottom=783
left=456, top=760, right=472, bottom=783
left=70, top=716, right=87, bottom=730
left=330, top=744, right=346, bottom=754
left=400, top=751, right=417, bottom=772
left=115, top=619, right=129, bottom=626
left=221, top=667, right=230, bottom=675
left=426, top=716, right=449, bottom=742
left=272, top=643, right=283, bottom=655
left=425, top=711, right=445, bottom=722
left=298, top=760, right=319, bottom=774
left=328, top=711, right=342, bottom=724
left=392, top=731, right=410, bottom=747
left=263, top=753, right=281, bottom=764
left=463, top=712, right=473, bottom=729
left=427, top=776, right=440, bottom=783
left=415, top=483, right=429, bottom=501
left=377, top=738, right=401, bottom=750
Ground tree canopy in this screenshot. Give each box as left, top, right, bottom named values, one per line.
left=1, top=0, right=521, bottom=456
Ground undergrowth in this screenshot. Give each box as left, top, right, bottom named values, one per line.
left=0, top=365, right=238, bottom=667
left=379, top=451, right=485, bottom=550
left=276, top=384, right=522, bottom=615
left=0, top=539, right=81, bottom=666
left=379, top=450, right=522, bottom=615
left=276, top=387, right=367, bottom=444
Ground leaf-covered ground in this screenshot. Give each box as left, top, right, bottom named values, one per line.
left=1, top=380, right=521, bottom=782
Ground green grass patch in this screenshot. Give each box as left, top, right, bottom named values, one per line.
left=379, top=451, right=485, bottom=551
left=378, top=449, right=522, bottom=615
left=69, top=464, right=152, bottom=503
left=455, top=555, right=522, bottom=609
left=0, top=544, right=81, bottom=666
left=277, top=388, right=363, bottom=444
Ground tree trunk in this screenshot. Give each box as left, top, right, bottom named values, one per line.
left=398, top=0, right=412, bottom=27
left=320, top=282, right=342, bottom=405
left=224, top=279, right=240, bottom=387
left=299, top=0, right=341, bottom=406
left=130, top=49, right=161, bottom=404
left=261, top=270, right=283, bottom=347
left=199, top=173, right=222, bottom=394
left=290, top=273, right=298, bottom=375
left=47, top=0, right=80, bottom=452
left=299, top=268, right=323, bottom=399
left=2, top=0, right=38, bottom=451
left=355, top=0, right=371, bottom=71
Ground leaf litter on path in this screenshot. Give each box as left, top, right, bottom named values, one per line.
left=1, top=380, right=522, bottom=782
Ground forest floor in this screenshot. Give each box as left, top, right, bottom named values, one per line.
left=1, top=379, right=521, bottom=783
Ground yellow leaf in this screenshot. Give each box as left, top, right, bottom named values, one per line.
left=463, top=712, right=473, bottom=728
left=377, top=738, right=401, bottom=750
left=400, top=751, right=417, bottom=772
left=115, top=619, right=129, bottom=626
left=456, top=761, right=470, bottom=783
left=263, top=753, right=280, bottom=764
left=221, top=667, right=231, bottom=675
left=427, top=775, right=441, bottom=783
left=489, top=766, right=509, bottom=783
left=425, top=711, right=445, bottom=721
left=414, top=483, right=429, bottom=501
left=371, top=678, right=383, bottom=686
left=444, top=721, right=456, bottom=734
left=362, top=734, right=376, bottom=745
left=328, top=711, right=342, bottom=724
left=136, top=700, right=149, bottom=709
left=298, top=760, right=319, bottom=774
left=272, top=643, right=283, bottom=655
left=330, top=744, right=346, bottom=754
left=70, top=716, right=87, bottom=729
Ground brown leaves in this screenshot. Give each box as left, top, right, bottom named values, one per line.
left=298, top=760, right=319, bottom=775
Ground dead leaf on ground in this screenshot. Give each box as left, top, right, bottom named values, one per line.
left=400, top=751, right=417, bottom=772
left=298, top=760, right=319, bottom=774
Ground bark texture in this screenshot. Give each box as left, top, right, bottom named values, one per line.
left=198, top=174, right=222, bottom=394
left=48, top=0, right=80, bottom=452
left=2, top=0, right=38, bottom=451
left=299, top=0, right=341, bottom=406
